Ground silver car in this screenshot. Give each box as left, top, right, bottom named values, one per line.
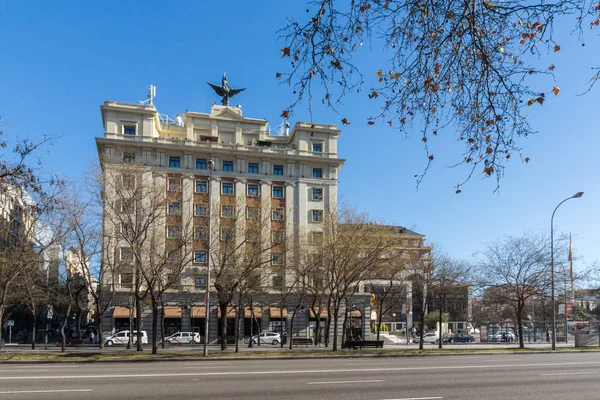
left=165, top=332, right=201, bottom=344
left=247, top=331, right=282, bottom=345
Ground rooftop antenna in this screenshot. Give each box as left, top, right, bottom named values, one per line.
left=139, top=84, right=156, bottom=105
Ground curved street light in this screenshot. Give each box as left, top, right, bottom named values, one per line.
left=550, top=191, right=583, bottom=350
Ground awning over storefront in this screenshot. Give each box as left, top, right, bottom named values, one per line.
left=269, top=307, right=288, bottom=319
left=191, top=306, right=206, bottom=318
left=164, top=306, right=182, bottom=318
left=245, top=307, right=262, bottom=319
left=217, top=306, right=237, bottom=318
left=113, top=306, right=134, bottom=318
left=309, top=307, right=329, bottom=319
left=346, top=310, right=361, bottom=318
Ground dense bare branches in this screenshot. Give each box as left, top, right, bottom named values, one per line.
left=478, top=233, right=554, bottom=348
left=279, top=0, right=600, bottom=189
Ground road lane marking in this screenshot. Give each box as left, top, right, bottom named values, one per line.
left=380, top=397, right=443, bottom=400
left=484, top=359, right=519, bottom=362
left=2, top=361, right=600, bottom=380
left=0, top=389, right=93, bottom=394
left=541, top=372, right=599, bottom=376
left=308, top=379, right=384, bottom=385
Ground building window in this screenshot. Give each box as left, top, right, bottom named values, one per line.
left=222, top=182, right=234, bottom=195
left=246, top=229, right=258, bottom=243
left=120, top=198, right=135, bottom=214
left=195, top=180, right=207, bottom=193
left=194, top=228, right=207, bottom=240
left=248, top=163, right=259, bottom=174
left=121, top=223, right=132, bottom=239
left=168, top=178, right=181, bottom=191
left=272, top=230, right=285, bottom=244
left=120, top=247, right=133, bottom=261
left=311, top=231, right=323, bottom=246
left=195, top=275, right=207, bottom=290
left=311, top=210, right=323, bottom=223
left=124, top=125, right=136, bottom=135
left=247, top=184, right=259, bottom=197
left=167, top=250, right=180, bottom=262
left=272, top=208, right=285, bottom=221
left=312, top=142, right=323, bottom=152
left=313, top=168, right=323, bottom=178
left=272, top=186, right=284, bottom=198
left=272, top=253, right=284, bottom=265
left=194, top=250, right=207, bottom=264
left=221, top=205, right=233, bottom=217
left=312, top=188, right=323, bottom=200
left=195, top=204, right=207, bottom=216
left=221, top=228, right=232, bottom=241
left=246, top=207, right=259, bottom=220
left=169, top=157, right=181, bottom=168
left=167, top=226, right=180, bottom=239
left=273, top=165, right=283, bottom=175
left=196, top=159, right=207, bottom=170
left=222, top=161, right=233, bottom=171
left=122, top=175, right=136, bottom=190
left=168, top=202, right=181, bottom=215
left=123, top=153, right=135, bottom=164
left=272, top=275, right=284, bottom=289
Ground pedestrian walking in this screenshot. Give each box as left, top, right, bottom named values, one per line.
left=546, top=328, right=550, bottom=342
left=89, top=331, right=95, bottom=345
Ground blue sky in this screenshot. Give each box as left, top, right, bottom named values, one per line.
left=1, top=2, right=598, bottom=279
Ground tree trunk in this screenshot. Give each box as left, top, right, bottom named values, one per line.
left=332, top=309, right=339, bottom=351
left=151, top=299, right=158, bottom=355
left=219, top=302, right=228, bottom=351
left=517, top=303, right=525, bottom=349
left=76, top=310, right=82, bottom=339
left=419, top=311, right=425, bottom=350
left=289, top=304, right=300, bottom=350
left=135, top=294, right=143, bottom=352
left=0, top=301, right=6, bottom=350
left=97, top=312, right=104, bottom=350
left=60, top=304, right=71, bottom=353
left=159, top=296, right=166, bottom=350
left=30, top=310, right=37, bottom=350
left=234, top=306, right=240, bottom=353
left=438, top=296, right=444, bottom=349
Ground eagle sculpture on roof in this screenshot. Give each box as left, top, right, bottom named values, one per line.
left=207, top=73, right=246, bottom=106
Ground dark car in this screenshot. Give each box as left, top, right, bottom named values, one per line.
left=446, top=333, right=475, bottom=343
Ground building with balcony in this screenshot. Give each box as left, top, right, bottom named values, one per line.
left=97, top=100, right=345, bottom=341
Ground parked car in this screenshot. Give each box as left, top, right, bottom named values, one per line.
left=446, top=333, right=475, bottom=343
left=413, top=333, right=439, bottom=344
left=488, top=331, right=516, bottom=342
left=104, top=330, right=148, bottom=346
left=245, top=331, right=282, bottom=345
left=165, top=332, right=201, bottom=344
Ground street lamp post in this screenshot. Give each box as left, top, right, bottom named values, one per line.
left=203, top=160, right=215, bottom=357
left=550, top=191, right=583, bottom=350
left=392, top=313, right=397, bottom=345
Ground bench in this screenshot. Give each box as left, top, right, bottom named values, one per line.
left=344, top=340, right=384, bottom=349
left=292, top=337, right=313, bottom=346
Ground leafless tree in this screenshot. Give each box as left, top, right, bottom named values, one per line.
left=478, top=233, right=559, bottom=348
left=278, top=1, right=600, bottom=190
left=0, top=184, right=63, bottom=349
left=209, top=201, right=286, bottom=351
left=428, top=253, right=471, bottom=349
left=309, top=209, right=393, bottom=351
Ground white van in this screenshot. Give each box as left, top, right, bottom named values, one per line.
left=104, top=330, right=148, bottom=346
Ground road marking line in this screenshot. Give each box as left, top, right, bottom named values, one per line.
left=380, top=397, right=443, bottom=400
left=484, top=359, right=519, bottom=362
left=308, top=379, right=384, bottom=385
left=3, top=361, right=600, bottom=380
left=541, top=372, right=598, bottom=376
left=0, top=389, right=93, bottom=394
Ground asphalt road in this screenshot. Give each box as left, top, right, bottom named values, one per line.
left=1, top=352, right=599, bottom=399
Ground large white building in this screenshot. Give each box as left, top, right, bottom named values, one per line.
left=97, top=99, right=346, bottom=339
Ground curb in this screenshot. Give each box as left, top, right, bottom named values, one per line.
left=1, top=348, right=599, bottom=364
